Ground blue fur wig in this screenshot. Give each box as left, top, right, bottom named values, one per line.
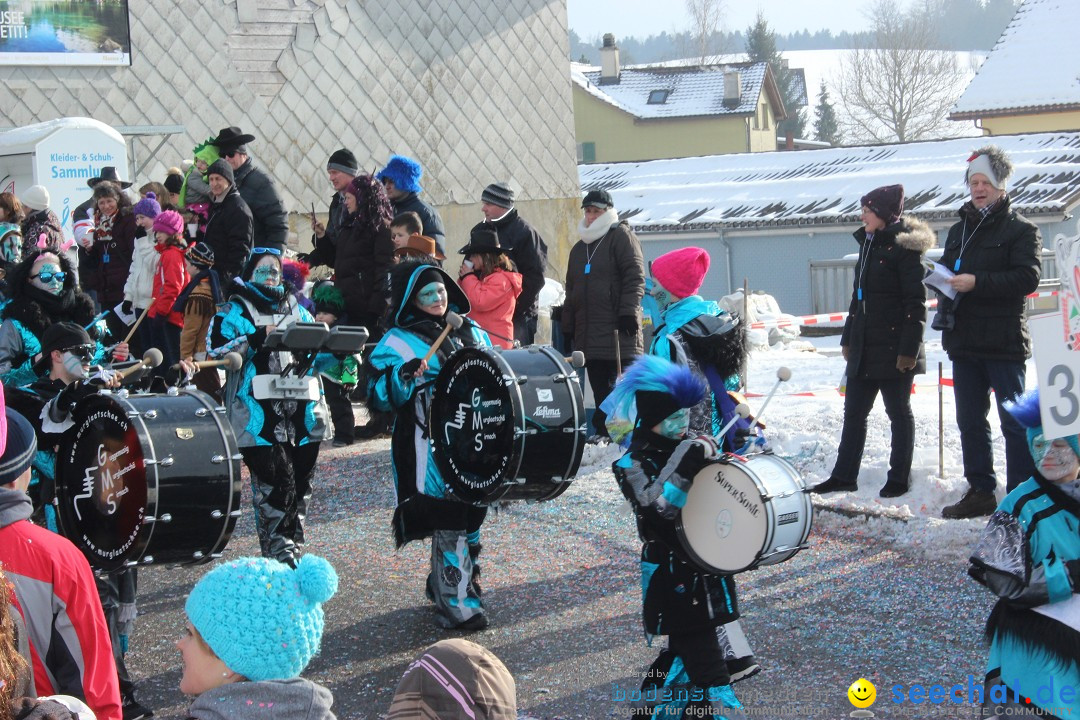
left=1004, top=388, right=1080, bottom=459
left=602, top=355, right=706, bottom=439
left=376, top=155, right=423, bottom=194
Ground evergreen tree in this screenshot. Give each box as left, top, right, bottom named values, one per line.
left=745, top=13, right=807, bottom=139
left=813, top=81, right=841, bottom=146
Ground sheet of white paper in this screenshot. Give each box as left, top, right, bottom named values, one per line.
left=922, top=260, right=958, bottom=300
left=112, top=301, right=137, bottom=326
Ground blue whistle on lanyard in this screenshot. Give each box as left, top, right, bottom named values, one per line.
left=584, top=263, right=591, bottom=275
left=857, top=288, right=863, bottom=301
left=954, top=259, right=961, bottom=272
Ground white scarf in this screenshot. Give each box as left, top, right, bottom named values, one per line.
left=577, top=208, right=619, bottom=244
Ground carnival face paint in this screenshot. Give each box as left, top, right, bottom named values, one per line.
left=31, top=262, right=65, bottom=295
left=61, top=351, right=89, bottom=379
left=653, top=407, right=690, bottom=440
left=415, top=281, right=447, bottom=317
left=651, top=280, right=675, bottom=310
left=251, top=261, right=282, bottom=288
left=1030, top=434, right=1080, bottom=483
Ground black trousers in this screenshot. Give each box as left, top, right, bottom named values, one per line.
left=586, top=358, right=621, bottom=436
left=241, top=442, right=320, bottom=563
left=831, top=374, right=914, bottom=487
left=323, top=380, right=355, bottom=442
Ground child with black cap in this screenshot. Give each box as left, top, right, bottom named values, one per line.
left=607, top=354, right=748, bottom=719
left=176, top=242, right=222, bottom=396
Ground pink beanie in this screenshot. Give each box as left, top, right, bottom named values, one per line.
left=152, top=210, right=185, bottom=237
left=651, top=247, right=710, bottom=299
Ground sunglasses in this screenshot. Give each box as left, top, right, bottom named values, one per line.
left=251, top=247, right=282, bottom=256
left=224, top=150, right=240, bottom=158
left=61, top=344, right=94, bottom=361
left=32, top=270, right=66, bottom=283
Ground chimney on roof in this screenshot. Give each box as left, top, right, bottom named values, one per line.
left=723, top=70, right=741, bottom=105
left=600, top=33, right=620, bottom=85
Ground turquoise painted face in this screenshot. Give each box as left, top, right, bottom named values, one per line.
left=651, top=279, right=675, bottom=310
left=415, top=281, right=448, bottom=316
left=251, top=261, right=282, bottom=288
left=652, top=407, right=690, bottom=440
left=30, top=261, right=65, bottom=296
left=1029, top=433, right=1080, bottom=483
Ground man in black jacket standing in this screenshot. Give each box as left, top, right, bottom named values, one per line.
left=480, top=182, right=548, bottom=345
left=939, top=146, right=1041, bottom=519
left=211, top=126, right=290, bottom=252
left=203, top=159, right=254, bottom=284
left=302, top=148, right=358, bottom=269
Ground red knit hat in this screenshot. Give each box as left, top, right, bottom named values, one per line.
left=152, top=210, right=185, bottom=237
left=651, top=246, right=710, bottom=299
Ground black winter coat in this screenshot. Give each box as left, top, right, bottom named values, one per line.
left=563, top=219, right=645, bottom=361
left=391, top=193, right=445, bottom=257
left=939, top=197, right=1041, bottom=362
left=204, top=186, right=254, bottom=283
left=842, top=216, right=935, bottom=380
left=305, top=192, right=346, bottom=268
left=336, top=216, right=394, bottom=328
left=490, top=208, right=547, bottom=320
left=233, top=160, right=289, bottom=250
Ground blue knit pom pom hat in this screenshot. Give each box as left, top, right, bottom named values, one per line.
left=185, top=555, right=338, bottom=681
left=376, top=155, right=423, bottom=194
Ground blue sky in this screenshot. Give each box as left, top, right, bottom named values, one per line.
left=567, top=0, right=878, bottom=40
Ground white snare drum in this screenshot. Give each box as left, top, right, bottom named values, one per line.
left=677, top=454, right=812, bottom=574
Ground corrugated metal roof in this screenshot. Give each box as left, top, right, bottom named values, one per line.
left=579, top=131, right=1080, bottom=230
left=572, top=61, right=770, bottom=119
left=950, top=0, right=1080, bottom=118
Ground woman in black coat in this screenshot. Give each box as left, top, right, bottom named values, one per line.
left=202, top=159, right=254, bottom=284
left=813, top=185, right=935, bottom=498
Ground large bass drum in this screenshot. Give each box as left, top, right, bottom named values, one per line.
left=677, top=453, right=812, bottom=574
left=56, top=388, right=243, bottom=572
left=430, top=345, right=585, bottom=504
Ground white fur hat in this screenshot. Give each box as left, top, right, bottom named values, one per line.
left=21, top=184, right=49, bottom=211
left=966, top=146, right=1013, bottom=190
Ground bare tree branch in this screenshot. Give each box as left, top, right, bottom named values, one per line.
left=685, top=0, right=725, bottom=64
left=836, top=0, right=967, bottom=143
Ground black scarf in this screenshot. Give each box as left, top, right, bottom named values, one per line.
left=231, top=279, right=287, bottom=314
left=173, top=268, right=222, bottom=314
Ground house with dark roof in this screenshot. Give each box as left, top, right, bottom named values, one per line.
left=579, top=131, right=1080, bottom=314
left=950, top=0, right=1080, bottom=135
left=572, top=35, right=787, bottom=164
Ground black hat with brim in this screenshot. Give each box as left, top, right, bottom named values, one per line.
left=87, top=166, right=132, bottom=189
left=209, top=126, right=256, bottom=149
left=459, top=222, right=504, bottom=256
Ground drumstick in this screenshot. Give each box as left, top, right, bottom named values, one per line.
left=420, top=312, right=463, bottom=365
left=118, top=348, right=163, bottom=378
left=178, top=352, right=244, bottom=372
left=614, top=330, right=622, bottom=375
left=745, top=366, right=792, bottom=436
left=714, top=403, right=751, bottom=444
left=564, top=350, right=585, bottom=368
left=123, top=305, right=153, bottom=344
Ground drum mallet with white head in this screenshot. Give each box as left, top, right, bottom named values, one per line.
left=420, top=311, right=464, bottom=364
left=186, top=352, right=244, bottom=372
left=745, top=366, right=792, bottom=435
left=714, top=403, right=752, bottom=444
left=118, top=348, right=163, bottom=379
left=565, top=351, right=585, bottom=368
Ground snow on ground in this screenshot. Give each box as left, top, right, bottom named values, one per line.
left=569, top=315, right=1019, bottom=563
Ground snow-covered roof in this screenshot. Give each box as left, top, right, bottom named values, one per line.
left=571, top=61, right=782, bottom=120
left=0, top=117, right=124, bottom=154
left=579, top=131, right=1080, bottom=230
left=950, top=0, right=1080, bottom=119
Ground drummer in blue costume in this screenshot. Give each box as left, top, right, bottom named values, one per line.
left=367, top=259, right=492, bottom=630
left=969, top=388, right=1080, bottom=718
left=607, top=355, right=748, bottom=720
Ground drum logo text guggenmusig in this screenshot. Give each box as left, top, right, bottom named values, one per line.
left=74, top=442, right=133, bottom=520
left=715, top=469, right=761, bottom=518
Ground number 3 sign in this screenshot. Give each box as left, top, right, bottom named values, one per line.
left=1030, top=311, right=1080, bottom=438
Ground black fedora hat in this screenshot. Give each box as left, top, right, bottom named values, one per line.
left=87, top=166, right=132, bottom=189
left=209, top=126, right=256, bottom=149
left=459, top=221, right=504, bottom=256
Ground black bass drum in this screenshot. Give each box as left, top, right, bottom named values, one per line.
left=56, top=388, right=243, bottom=572
left=430, top=345, right=585, bottom=504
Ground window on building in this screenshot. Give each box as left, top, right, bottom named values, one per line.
left=763, top=103, right=770, bottom=130
left=577, top=142, right=596, bottom=163
left=647, top=89, right=671, bottom=104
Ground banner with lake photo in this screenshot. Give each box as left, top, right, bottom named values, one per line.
left=0, top=1, right=131, bottom=66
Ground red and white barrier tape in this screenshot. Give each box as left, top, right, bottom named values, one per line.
left=749, top=290, right=1059, bottom=330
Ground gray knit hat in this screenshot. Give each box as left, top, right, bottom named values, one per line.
left=481, top=183, right=515, bottom=209
left=0, top=409, right=37, bottom=486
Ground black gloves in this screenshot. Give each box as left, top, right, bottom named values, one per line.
left=121, top=300, right=133, bottom=315
left=399, top=358, right=423, bottom=379
left=618, top=315, right=638, bottom=334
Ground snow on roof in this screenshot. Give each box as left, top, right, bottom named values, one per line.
left=0, top=117, right=124, bottom=154
left=579, top=131, right=1080, bottom=230
left=951, top=0, right=1080, bottom=118
left=571, top=61, right=774, bottom=120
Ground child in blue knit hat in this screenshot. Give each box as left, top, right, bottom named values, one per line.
left=177, top=555, right=339, bottom=719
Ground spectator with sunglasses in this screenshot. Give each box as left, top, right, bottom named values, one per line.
left=207, top=247, right=330, bottom=567
left=0, top=248, right=127, bottom=389
left=203, top=158, right=254, bottom=284
left=210, top=126, right=290, bottom=253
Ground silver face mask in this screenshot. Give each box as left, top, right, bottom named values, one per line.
left=61, top=351, right=89, bottom=379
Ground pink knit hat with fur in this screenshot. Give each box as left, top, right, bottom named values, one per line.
left=651, top=246, right=710, bottom=299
